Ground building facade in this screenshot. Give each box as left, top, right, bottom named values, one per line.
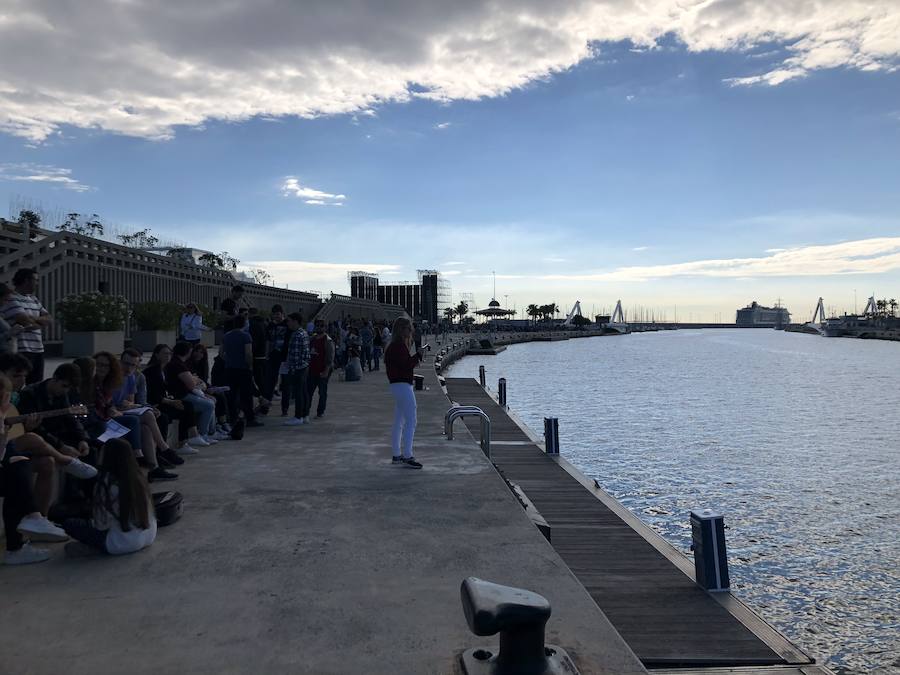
left=350, top=269, right=449, bottom=324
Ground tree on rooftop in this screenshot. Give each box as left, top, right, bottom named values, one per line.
left=16, top=209, right=41, bottom=230
left=118, top=228, right=159, bottom=248
left=251, top=268, right=272, bottom=285
left=58, top=212, right=104, bottom=237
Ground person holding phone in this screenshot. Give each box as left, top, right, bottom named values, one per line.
left=384, top=317, right=423, bottom=469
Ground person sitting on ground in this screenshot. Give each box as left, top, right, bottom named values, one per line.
left=0, top=354, right=97, bottom=515
left=165, top=342, right=220, bottom=447
left=1, top=373, right=70, bottom=565
left=283, top=312, right=310, bottom=426
left=63, top=437, right=157, bottom=557
left=114, top=349, right=182, bottom=471
left=190, top=343, right=232, bottom=433
left=90, top=351, right=177, bottom=483
left=143, top=344, right=201, bottom=456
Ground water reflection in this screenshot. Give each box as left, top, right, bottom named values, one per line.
left=447, top=330, right=900, bottom=675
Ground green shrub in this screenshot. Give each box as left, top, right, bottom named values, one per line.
left=132, top=301, right=181, bottom=331
left=56, top=292, right=130, bottom=331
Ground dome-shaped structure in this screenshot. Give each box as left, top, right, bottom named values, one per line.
left=488, top=298, right=501, bottom=307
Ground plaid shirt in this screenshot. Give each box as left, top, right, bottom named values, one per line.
left=287, top=328, right=310, bottom=372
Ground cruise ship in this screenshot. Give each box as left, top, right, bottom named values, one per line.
left=735, top=301, right=791, bottom=328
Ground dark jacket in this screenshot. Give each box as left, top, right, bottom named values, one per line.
left=17, top=380, right=90, bottom=450
left=384, top=341, right=422, bottom=385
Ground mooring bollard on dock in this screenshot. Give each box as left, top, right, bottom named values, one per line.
left=690, top=509, right=730, bottom=591
left=459, top=577, right=580, bottom=675
left=479, top=364, right=486, bottom=387
left=498, top=377, right=507, bottom=408
left=544, top=417, right=559, bottom=455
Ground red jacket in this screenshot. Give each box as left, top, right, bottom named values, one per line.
left=384, top=341, right=421, bottom=384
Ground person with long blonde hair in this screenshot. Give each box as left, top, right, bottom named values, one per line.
left=383, top=317, right=423, bottom=469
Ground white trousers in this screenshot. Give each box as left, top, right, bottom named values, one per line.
left=389, top=382, right=417, bottom=459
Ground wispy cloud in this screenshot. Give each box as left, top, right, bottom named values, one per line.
left=0, top=163, right=92, bottom=192
left=434, top=122, right=451, bottom=130
left=540, top=238, right=900, bottom=282
left=281, top=177, right=346, bottom=206
left=632, top=246, right=649, bottom=251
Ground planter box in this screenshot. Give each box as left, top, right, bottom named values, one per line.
left=63, top=331, right=125, bottom=358
left=132, top=329, right=177, bottom=353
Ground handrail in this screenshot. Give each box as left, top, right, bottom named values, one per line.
left=445, top=406, right=491, bottom=460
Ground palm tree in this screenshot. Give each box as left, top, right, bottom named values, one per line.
left=890, top=299, right=897, bottom=318
left=526, top=304, right=540, bottom=325
left=876, top=299, right=887, bottom=316
left=455, top=302, right=469, bottom=324
left=443, top=307, right=458, bottom=322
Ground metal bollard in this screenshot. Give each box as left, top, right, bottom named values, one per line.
left=479, top=365, right=486, bottom=387
left=498, top=378, right=507, bottom=408
left=543, top=418, right=559, bottom=455
left=690, top=510, right=730, bottom=591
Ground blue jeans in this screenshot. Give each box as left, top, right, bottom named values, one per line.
left=184, top=393, right=216, bottom=435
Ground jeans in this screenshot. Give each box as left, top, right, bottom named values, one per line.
left=362, top=344, right=373, bottom=370
left=372, top=346, right=382, bottom=371
left=290, top=368, right=309, bottom=419
left=1, top=458, right=37, bottom=551
left=63, top=518, right=109, bottom=553
left=184, top=393, right=216, bottom=436
left=262, top=355, right=283, bottom=401
left=307, top=374, right=329, bottom=417
left=389, top=382, right=417, bottom=459
left=225, top=368, right=255, bottom=423
left=114, top=415, right=143, bottom=456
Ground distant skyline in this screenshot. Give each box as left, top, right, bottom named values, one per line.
left=1, top=1, right=899, bottom=321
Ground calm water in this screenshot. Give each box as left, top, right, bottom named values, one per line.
left=446, top=329, right=899, bottom=675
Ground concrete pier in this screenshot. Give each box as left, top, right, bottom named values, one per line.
left=1, top=345, right=646, bottom=675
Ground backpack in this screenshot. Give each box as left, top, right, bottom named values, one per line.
left=152, top=490, right=183, bottom=526
left=230, top=417, right=246, bottom=440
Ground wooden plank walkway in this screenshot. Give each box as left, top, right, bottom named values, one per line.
left=445, top=378, right=812, bottom=670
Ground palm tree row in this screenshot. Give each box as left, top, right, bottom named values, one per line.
left=525, top=303, right=559, bottom=324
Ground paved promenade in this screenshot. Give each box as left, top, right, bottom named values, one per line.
left=1, top=345, right=646, bottom=675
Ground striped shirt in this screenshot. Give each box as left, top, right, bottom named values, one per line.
left=1, top=292, right=46, bottom=353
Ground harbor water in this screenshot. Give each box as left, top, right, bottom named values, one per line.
left=446, top=329, right=899, bottom=675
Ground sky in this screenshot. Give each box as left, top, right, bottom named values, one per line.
left=1, top=0, right=899, bottom=321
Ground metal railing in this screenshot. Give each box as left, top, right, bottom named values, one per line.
left=445, top=405, right=491, bottom=460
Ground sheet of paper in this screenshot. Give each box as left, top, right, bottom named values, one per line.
left=98, top=419, right=130, bottom=443
left=122, top=406, right=151, bottom=416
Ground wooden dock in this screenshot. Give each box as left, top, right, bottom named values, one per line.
left=445, top=378, right=828, bottom=672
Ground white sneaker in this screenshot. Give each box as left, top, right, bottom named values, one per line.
left=62, top=458, right=98, bottom=480
left=189, top=436, right=211, bottom=447
left=203, top=435, right=219, bottom=445
left=4, top=542, right=51, bottom=565
left=302, top=417, right=311, bottom=424
left=283, top=418, right=304, bottom=426
left=213, top=431, right=230, bottom=441
left=17, top=514, right=69, bottom=542
left=177, top=444, right=199, bottom=455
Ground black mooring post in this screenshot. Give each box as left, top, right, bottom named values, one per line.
left=498, top=378, right=507, bottom=407
left=479, top=365, right=486, bottom=387
left=544, top=417, right=559, bottom=455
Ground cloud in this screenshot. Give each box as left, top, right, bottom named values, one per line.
left=281, top=177, right=345, bottom=206
left=632, top=246, right=648, bottom=251
left=434, top=121, right=451, bottom=129
left=540, top=238, right=900, bottom=282
left=1, top=1, right=898, bottom=141
left=442, top=261, right=466, bottom=266
left=0, top=162, right=92, bottom=192
left=242, top=260, right=401, bottom=294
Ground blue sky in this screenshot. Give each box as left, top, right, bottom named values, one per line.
left=1, top=1, right=899, bottom=321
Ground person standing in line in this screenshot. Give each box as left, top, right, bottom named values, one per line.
left=372, top=323, right=384, bottom=371
left=384, top=317, right=423, bottom=469
left=0, top=283, right=24, bottom=354
left=1, top=268, right=52, bottom=383
left=179, top=303, right=209, bottom=345
left=359, top=321, right=374, bottom=372
left=259, top=304, right=288, bottom=413
left=307, top=319, right=334, bottom=419
left=247, top=308, right=268, bottom=406
left=222, top=314, right=261, bottom=428
left=283, top=313, right=310, bottom=426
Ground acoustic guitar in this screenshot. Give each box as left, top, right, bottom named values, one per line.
left=3, top=403, right=88, bottom=441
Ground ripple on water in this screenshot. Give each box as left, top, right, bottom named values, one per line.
left=447, top=330, right=900, bottom=675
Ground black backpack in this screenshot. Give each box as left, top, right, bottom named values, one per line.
left=230, top=418, right=246, bottom=441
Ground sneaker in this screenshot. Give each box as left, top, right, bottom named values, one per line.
left=4, top=543, right=51, bottom=565
left=403, top=457, right=423, bottom=469
left=148, top=467, right=178, bottom=482
left=221, top=423, right=233, bottom=433
left=177, top=444, right=199, bottom=455
left=283, top=418, right=304, bottom=426
left=213, top=431, right=230, bottom=441
left=202, top=435, right=219, bottom=445
left=62, top=458, right=98, bottom=480
left=391, top=455, right=404, bottom=465
left=188, top=436, right=211, bottom=447
left=17, top=514, right=69, bottom=542
left=159, top=448, right=185, bottom=466
left=315, top=412, right=325, bottom=419
left=156, top=452, right=175, bottom=469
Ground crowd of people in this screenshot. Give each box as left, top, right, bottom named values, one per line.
left=1, top=276, right=427, bottom=565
